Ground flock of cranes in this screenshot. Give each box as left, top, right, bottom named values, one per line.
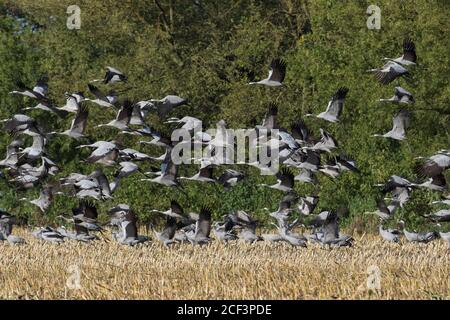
left=0, top=38, right=449, bottom=247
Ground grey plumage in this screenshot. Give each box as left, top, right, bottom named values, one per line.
left=149, top=95, right=188, bottom=117
left=373, top=110, right=410, bottom=141
left=311, top=87, right=349, bottom=123
left=249, top=59, right=286, bottom=87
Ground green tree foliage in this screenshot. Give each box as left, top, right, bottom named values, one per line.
left=0, top=0, right=448, bottom=230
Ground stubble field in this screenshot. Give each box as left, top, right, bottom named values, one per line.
left=0, top=229, right=448, bottom=300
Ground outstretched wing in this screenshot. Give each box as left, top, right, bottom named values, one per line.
left=262, top=103, right=278, bottom=129
left=268, top=59, right=286, bottom=83
left=115, top=99, right=134, bottom=124
left=277, top=168, right=295, bottom=189
left=160, top=216, right=177, bottom=240
left=325, top=87, right=349, bottom=118
left=88, top=84, right=108, bottom=101
left=402, top=38, right=417, bottom=63
left=196, top=206, right=212, bottom=239
left=290, top=120, right=310, bottom=142
left=170, top=200, right=184, bottom=216
left=392, top=109, right=410, bottom=135
left=70, top=106, right=89, bottom=134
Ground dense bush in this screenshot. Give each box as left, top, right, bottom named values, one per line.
left=0, top=0, right=448, bottom=230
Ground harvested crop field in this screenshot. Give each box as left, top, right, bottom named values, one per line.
left=0, top=229, right=448, bottom=300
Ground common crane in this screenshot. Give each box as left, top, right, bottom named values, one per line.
left=102, top=66, right=127, bottom=84
left=86, top=84, right=117, bottom=108
left=379, top=87, right=414, bottom=104
left=152, top=216, right=178, bottom=246
left=149, top=95, right=188, bottom=118
left=383, top=38, right=417, bottom=66
left=369, top=60, right=409, bottom=85
left=373, top=110, right=410, bottom=141
left=187, top=206, right=212, bottom=245
left=180, top=165, right=215, bottom=183
left=424, top=210, right=450, bottom=222
left=78, top=140, right=121, bottom=166
left=379, top=224, right=401, bottom=243
left=9, top=78, right=49, bottom=101
left=0, top=210, right=25, bottom=244
left=96, top=99, right=133, bottom=131
left=306, top=87, right=349, bottom=123
left=249, top=59, right=286, bottom=87
left=398, top=220, right=437, bottom=243
left=32, top=227, right=65, bottom=243
left=50, top=106, right=89, bottom=139
left=259, top=167, right=295, bottom=192
left=365, top=198, right=399, bottom=221
left=108, top=204, right=148, bottom=246
left=218, top=169, right=244, bottom=189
